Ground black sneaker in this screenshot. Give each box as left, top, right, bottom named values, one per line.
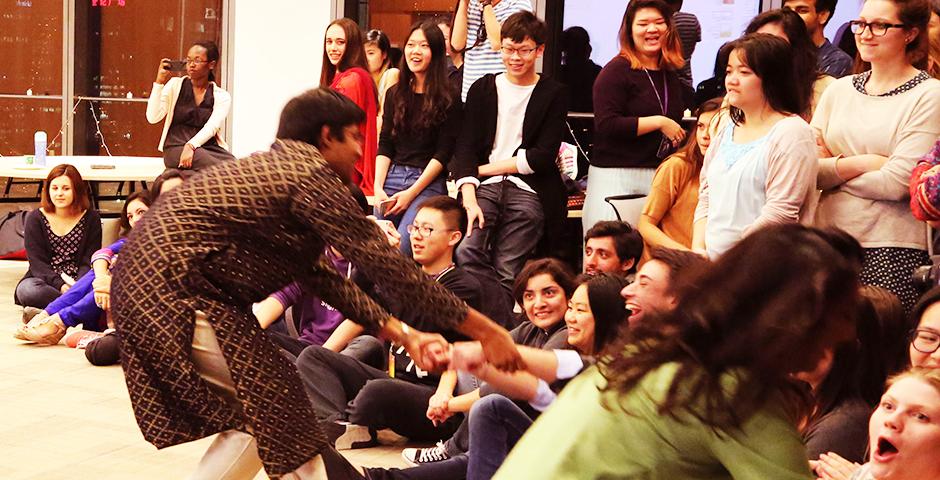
left=401, top=441, right=449, bottom=466
left=325, top=421, right=378, bottom=450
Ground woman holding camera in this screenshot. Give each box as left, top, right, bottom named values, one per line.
left=147, top=41, right=235, bottom=177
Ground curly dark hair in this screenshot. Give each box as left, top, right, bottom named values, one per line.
left=599, top=224, right=864, bottom=431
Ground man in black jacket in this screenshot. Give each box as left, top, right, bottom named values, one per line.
left=450, top=11, right=568, bottom=326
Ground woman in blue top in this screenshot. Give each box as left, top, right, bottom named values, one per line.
left=692, top=33, right=818, bottom=258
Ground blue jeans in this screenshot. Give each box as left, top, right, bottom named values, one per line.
left=466, top=395, right=533, bottom=480
left=45, top=268, right=104, bottom=329
left=374, top=164, right=447, bottom=255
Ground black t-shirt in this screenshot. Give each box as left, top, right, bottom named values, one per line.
left=377, top=86, right=463, bottom=169
left=390, top=266, right=480, bottom=386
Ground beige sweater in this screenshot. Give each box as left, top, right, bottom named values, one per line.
left=812, top=75, right=940, bottom=250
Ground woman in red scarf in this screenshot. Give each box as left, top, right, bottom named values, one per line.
left=321, top=18, right=378, bottom=195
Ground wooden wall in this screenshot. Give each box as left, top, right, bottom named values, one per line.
left=369, top=0, right=454, bottom=45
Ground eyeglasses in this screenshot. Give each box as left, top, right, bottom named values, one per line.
left=500, top=46, right=538, bottom=58
left=406, top=224, right=454, bottom=238
left=849, top=20, right=907, bottom=37
left=185, top=58, right=208, bottom=65
left=910, top=328, right=940, bottom=354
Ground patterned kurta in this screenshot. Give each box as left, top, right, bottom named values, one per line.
left=110, top=140, right=468, bottom=477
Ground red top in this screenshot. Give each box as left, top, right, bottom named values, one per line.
left=332, top=67, right=378, bottom=195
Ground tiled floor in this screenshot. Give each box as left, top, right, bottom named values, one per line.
left=0, top=260, right=411, bottom=478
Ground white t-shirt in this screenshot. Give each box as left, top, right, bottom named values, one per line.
left=479, top=73, right=536, bottom=193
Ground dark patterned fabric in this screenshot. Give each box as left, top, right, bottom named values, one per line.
left=853, top=70, right=931, bottom=97
left=111, top=140, right=468, bottom=476
left=43, top=212, right=87, bottom=280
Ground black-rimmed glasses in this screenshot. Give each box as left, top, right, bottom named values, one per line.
left=849, top=20, right=907, bottom=36
left=910, top=328, right=940, bottom=354
left=406, top=224, right=456, bottom=238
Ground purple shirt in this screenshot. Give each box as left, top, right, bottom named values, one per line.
left=270, top=249, right=351, bottom=346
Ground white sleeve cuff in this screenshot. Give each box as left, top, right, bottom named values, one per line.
left=515, top=149, right=535, bottom=175
left=554, top=350, right=584, bottom=379
left=528, top=379, right=557, bottom=412
left=455, top=176, right=481, bottom=191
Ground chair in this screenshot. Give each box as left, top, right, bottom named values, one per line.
left=604, top=194, right=648, bottom=228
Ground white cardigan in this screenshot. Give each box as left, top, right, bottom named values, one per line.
left=146, top=76, right=231, bottom=152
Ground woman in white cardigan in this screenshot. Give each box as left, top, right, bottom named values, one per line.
left=147, top=41, right=234, bottom=177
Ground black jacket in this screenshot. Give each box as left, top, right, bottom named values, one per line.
left=450, top=74, right=569, bottom=256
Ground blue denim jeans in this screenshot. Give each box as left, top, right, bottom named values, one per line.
left=466, top=395, right=533, bottom=480
left=374, top=164, right=447, bottom=255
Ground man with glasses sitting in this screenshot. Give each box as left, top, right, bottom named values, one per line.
left=451, top=11, right=568, bottom=328
left=295, top=195, right=483, bottom=449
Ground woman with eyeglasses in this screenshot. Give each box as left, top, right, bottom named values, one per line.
left=582, top=0, right=687, bottom=237
left=148, top=41, right=235, bottom=177
left=321, top=18, right=379, bottom=195
left=373, top=21, right=462, bottom=255
left=812, top=0, right=940, bottom=313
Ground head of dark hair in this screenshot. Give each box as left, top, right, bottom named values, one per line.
left=366, top=29, right=393, bottom=72
left=582, top=273, right=631, bottom=353
left=393, top=21, right=455, bottom=136
left=745, top=9, right=818, bottom=115
left=810, top=285, right=906, bottom=431
left=512, top=258, right=577, bottom=309
left=675, top=97, right=723, bottom=174
left=501, top=10, right=548, bottom=46
left=562, top=26, right=593, bottom=63
left=647, top=247, right=710, bottom=296
left=600, top=224, right=864, bottom=431
left=41, top=164, right=90, bottom=214
left=911, top=285, right=940, bottom=332
left=320, top=18, right=370, bottom=87
left=663, top=0, right=683, bottom=13
left=585, top=221, right=643, bottom=270
left=192, top=40, right=220, bottom=82
left=150, top=169, right=184, bottom=201
left=119, top=190, right=153, bottom=236
left=618, top=0, right=685, bottom=70
left=276, top=88, right=366, bottom=149
left=815, top=0, right=839, bottom=20
left=417, top=195, right=467, bottom=237
left=726, top=33, right=807, bottom=124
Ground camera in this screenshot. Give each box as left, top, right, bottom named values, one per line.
left=912, top=255, right=940, bottom=291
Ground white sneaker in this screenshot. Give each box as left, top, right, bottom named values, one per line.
left=401, top=441, right=450, bottom=466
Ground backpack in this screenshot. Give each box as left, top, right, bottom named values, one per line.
left=0, top=210, right=28, bottom=260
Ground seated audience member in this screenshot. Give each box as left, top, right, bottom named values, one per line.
left=15, top=165, right=101, bottom=311
left=495, top=225, right=864, bottom=479
left=583, top=221, right=643, bottom=277
left=83, top=172, right=185, bottom=367
left=148, top=41, right=235, bottom=176
left=909, top=138, right=940, bottom=222
left=583, top=0, right=687, bottom=234
left=813, top=368, right=940, bottom=480
left=373, top=21, right=462, bottom=255
left=783, top=0, right=855, bottom=78
left=452, top=0, right=534, bottom=103
left=295, top=196, right=482, bottom=448
left=813, top=0, right=940, bottom=313
left=410, top=273, right=629, bottom=480
left=746, top=8, right=834, bottom=116
left=692, top=34, right=818, bottom=258
left=622, top=246, right=707, bottom=325
left=452, top=11, right=568, bottom=327
left=637, top=98, right=722, bottom=263
left=390, top=258, right=576, bottom=474
left=909, top=287, right=940, bottom=369
left=16, top=191, right=151, bottom=345
left=798, top=285, right=906, bottom=464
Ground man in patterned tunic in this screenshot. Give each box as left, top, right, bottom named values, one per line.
left=110, top=88, right=522, bottom=479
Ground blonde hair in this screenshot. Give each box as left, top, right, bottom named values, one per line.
left=887, top=367, right=940, bottom=396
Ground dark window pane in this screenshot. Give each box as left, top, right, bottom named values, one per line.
left=0, top=98, right=63, bottom=156
left=0, top=1, right=64, bottom=95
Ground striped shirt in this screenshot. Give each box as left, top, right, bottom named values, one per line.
left=673, top=11, right=701, bottom=88
left=462, top=0, right=533, bottom=102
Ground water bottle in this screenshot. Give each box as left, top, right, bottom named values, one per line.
left=34, top=131, right=47, bottom=166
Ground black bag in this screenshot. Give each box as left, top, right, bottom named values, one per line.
left=0, top=210, right=28, bottom=259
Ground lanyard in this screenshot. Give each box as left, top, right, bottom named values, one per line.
left=643, top=68, right=668, bottom=115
